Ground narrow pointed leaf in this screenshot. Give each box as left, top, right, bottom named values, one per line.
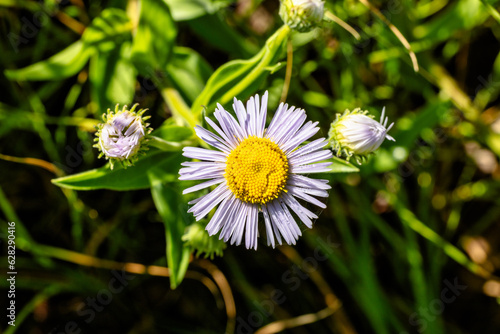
left=4, top=41, right=93, bottom=81
left=149, top=176, right=191, bottom=289
left=52, top=151, right=183, bottom=191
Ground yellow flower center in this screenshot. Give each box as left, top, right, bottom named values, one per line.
left=225, top=136, right=289, bottom=204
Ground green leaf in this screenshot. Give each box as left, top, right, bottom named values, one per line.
left=152, top=124, right=195, bottom=142
left=82, top=8, right=132, bottom=50
left=0, top=0, right=18, bottom=6
left=89, top=42, right=137, bottom=113
left=187, top=13, right=258, bottom=58
left=51, top=151, right=183, bottom=191
left=149, top=177, right=191, bottom=289
left=164, top=0, right=231, bottom=21
left=131, top=0, right=177, bottom=75
left=166, top=47, right=213, bottom=104
left=4, top=40, right=93, bottom=81
left=4, top=8, right=132, bottom=82
left=325, top=156, right=360, bottom=173
left=162, top=87, right=200, bottom=128
left=191, top=24, right=290, bottom=116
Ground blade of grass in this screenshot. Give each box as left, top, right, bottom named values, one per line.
left=392, top=198, right=493, bottom=279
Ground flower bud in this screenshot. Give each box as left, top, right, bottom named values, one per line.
left=329, top=108, right=395, bottom=163
left=279, top=0, right=325, bottom=32
left=182, top=223, right=226, bottom=259
left=94, top=104, right=152, bottom=169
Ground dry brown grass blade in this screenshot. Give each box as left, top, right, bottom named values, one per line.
left=359, top=0, right=419, bottom=72
left=36, top=245, right=224, bottom=312
left=255, top=246, right=356, bottom=334
left=254, top=306, right=339, bottom=334
left=54, top=11, right=86, bottom=35
left=197, top=259, right=237, bottom=334
left=324, top=11, right=361, bottom=40
left=0, top=153, right=63, bottom=176
left=279, top=246, right=339, bottom=308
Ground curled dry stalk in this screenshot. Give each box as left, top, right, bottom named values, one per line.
left=324, top=11, right=361, bottom=40
left=359, top=0, right=419, bottom=72
left=196, top=259, right=237, bottom=334
left=34, top=245, right=226, bottom=328
left=255, top=246, right=355, bottom=334
left=0, top=153, right=63, bottom=176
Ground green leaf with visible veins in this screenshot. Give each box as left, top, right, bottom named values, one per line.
left=4, top=41, right=93, bottom=81
left=52, top=151, right=183, bottom=191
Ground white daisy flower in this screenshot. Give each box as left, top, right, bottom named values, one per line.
left=180, top=92, right=333, bottom=250
left=328, top=107, right=395, bottom=163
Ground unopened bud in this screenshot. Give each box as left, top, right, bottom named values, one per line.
left=329, top=107, right=395, bottom=164
left=279, top=0, right=325, bottom=32
left=94, top=104, right=152, bottom=169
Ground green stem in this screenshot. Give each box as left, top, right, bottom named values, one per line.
left=161, top=87, right=199, bottom=128
left=221, top=25, right=291, bottom=105
left=280, top=37, right=293, bottom=103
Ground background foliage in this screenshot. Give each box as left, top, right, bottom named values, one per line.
left=1, top=0, right=500, bottom=333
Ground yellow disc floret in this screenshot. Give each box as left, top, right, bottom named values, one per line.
left=225, top=136, right=289, bottom=204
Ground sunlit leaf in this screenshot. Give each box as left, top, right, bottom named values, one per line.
left=4, top=41, right=93, bottom=81
left=152, top=124, right=195, bottom=142
left=131, top=0, right=177, bottom=75
left=325, top=156, right=360, bottom=173
left=164, top=0, right=231, bottom=21
left=191, top=25, right=290, bottom=116
left=166, top=47, right=213, bottom=104
left=187, top=13, right=258, bottom=58
left=4, top=8, right=132, bottom=82
left=51, top=151, right=183, bottom=191
left=149, top=176, right=191, bottom=289
left=82, top=8, right=132, bottom=50
left=89, top=42, right=136, bottom=113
